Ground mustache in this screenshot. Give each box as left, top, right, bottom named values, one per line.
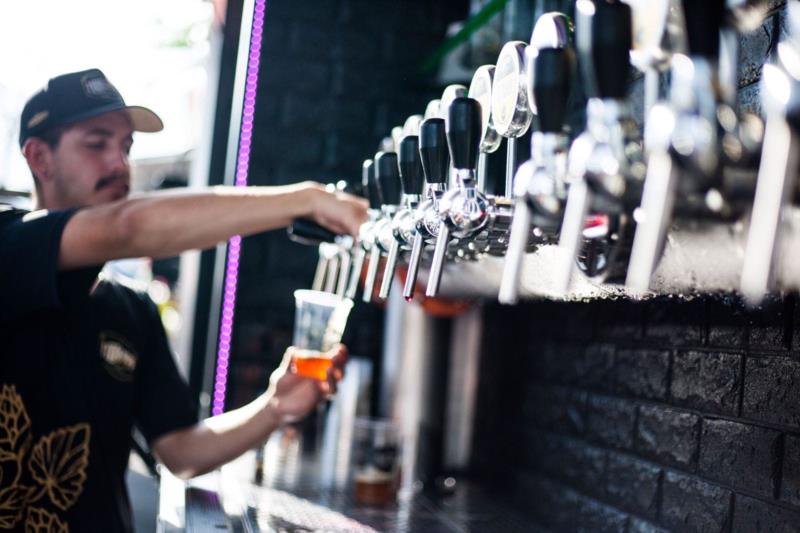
left=95, top=174, right=129, bottom=192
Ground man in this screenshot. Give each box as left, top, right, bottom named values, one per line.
left=0, top=69, right=368, bottom=532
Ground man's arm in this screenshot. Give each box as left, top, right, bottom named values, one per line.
left=150, top=346, right=346, bottom=479
left=58, top=182, right=367, bottom=270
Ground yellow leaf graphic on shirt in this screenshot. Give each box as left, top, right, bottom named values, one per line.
left=24, top=507, right=68, bottom=533
left=28, top=424, right=90, bottom=511
left=0, top=484, right=31, bottom=529
left=0, top=384, right=31, bottom=451
left=0, top=449, right=15, bottom=463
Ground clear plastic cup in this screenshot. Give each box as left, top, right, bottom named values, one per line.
left=291, top=290, right=354, bottom=381
left=351, top=417, right=401, bottom=506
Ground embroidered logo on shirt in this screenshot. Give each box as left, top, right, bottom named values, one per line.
left=99, top=332, right=138, bottom=382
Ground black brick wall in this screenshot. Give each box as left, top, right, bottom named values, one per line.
left=226, top=0, right=468, bottom=407
left=472, top=295, right=800, bottom=532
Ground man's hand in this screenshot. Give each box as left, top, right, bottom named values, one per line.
left=307, top=184, right=369, bottom=238
left=151, top=344, right=347, bottom=479
left=265, top=344, right=348, bottom=425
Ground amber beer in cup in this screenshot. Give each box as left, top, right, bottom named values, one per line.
left=290, top=290, right=353, bottom=380
left=352, top=417, right=400, bottom=506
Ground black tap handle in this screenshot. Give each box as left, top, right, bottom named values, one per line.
left=419, top=118, right=449, bottom=185
left=362, top=159, right=382, bottom=210
left=580, top=0, right=632, bottom=100
left=446, top=97, right=482, bottom=170
left=287, top=218, right=338, bottom=245
left=534, top=47, right=574, bottom=133
left=375, top=151, right=402, bottom=205
left=681, top=0, right=725, bottom=59
left=398, top=135, right=424, bottom=196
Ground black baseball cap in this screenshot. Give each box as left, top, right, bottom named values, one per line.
left=19, top=68, right=163, bottom=148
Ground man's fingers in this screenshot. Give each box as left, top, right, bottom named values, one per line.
left=328, top=343, right=348, bottom=364
left=319, top=380, right=333, bottom=399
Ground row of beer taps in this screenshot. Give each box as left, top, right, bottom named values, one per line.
left=293, top=0, right=800, bottom=307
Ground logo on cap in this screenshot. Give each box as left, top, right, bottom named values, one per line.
left=81, top=73, right=120, bottom=100
left=27, top=111, right=49, bottom=129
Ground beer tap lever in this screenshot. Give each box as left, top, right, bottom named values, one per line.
left=346, top=160, right=381, bottom=298
left=555, top=0, right=633, bottom=294
left=379, top=136, right=424, bottom=299
left=403, top=118, right=450, bottom=300
left=358, top=159, right=385, bottom=302
left=289, top=181, right=353, bottom=293
left=492, top=41, right=533, bottom=198
left=363, top=151, right=401, bottom=302
left=626, top=0, right=726, bottom=291
left=287, top=218, right=338, bottom=247
left=499, top=43, right=574, bottom=304
left=426, top=97, right=484, bottom=297
left=468, top=65, right=502, bottom=193
left=741, top=16, right=800, bottom=303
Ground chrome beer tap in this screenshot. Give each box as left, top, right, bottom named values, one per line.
left=626, top=0, right=680, bottom=124
left=362, top=151, right=402, bottom=303
left=468, top=65, right=502, bottom=193
left=403, top=114, right=423, bottom=138
left=288, top=181, right=354, bottom=295
left=378, top=135, right=425, bottom=299
left=625, top=0, right=758, bottom=291
left=402, top=118, right=450, bottom=301
left=555, top=0, right=643, bottom=294
left=491, top=41, right=533, bottom=198
left=352, top=159, right=383, bottom=300
left=439, top=85, right=468, bottom=189
left=741, top=2, right=800, bottom=304
left=426, top=97, right=486, bottom=297
left=499, top=20, right=575, bottom=304
left=288, top=216, right=339, bottom=292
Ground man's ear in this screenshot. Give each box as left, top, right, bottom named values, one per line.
left=22, top=138, right=53, bottom=183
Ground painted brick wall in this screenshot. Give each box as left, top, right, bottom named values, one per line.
left=472, top=296, right=800, bottom=531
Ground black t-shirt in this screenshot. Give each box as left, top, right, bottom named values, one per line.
left=0, top=206, right=198, bottom=532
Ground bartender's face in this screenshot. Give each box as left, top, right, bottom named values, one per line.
left=36, top=111, right=134, bottom=209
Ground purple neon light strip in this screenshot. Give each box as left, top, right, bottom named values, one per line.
left=212, top=0, right=266, bottom=416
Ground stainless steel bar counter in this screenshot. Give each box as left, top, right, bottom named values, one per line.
left=157, top=448, right=536, bottom=533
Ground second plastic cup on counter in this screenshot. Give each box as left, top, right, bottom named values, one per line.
left=351, top=417, right=401, bottom=506
left=291, top=289, right=354, bottom=381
